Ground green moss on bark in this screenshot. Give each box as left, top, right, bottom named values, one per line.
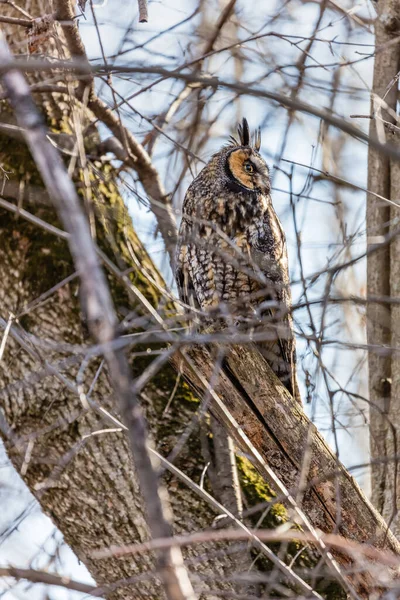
left=0, top=115, right=160, bottom=308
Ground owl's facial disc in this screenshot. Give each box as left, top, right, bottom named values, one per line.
left=227, top=148, right=270, bottom=194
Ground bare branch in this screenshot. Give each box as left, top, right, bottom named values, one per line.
left=0, top=14, right=32, bottom=26
left=54, top=0, right=177, bottom=263
left=6, top=58, right=400, bottom=164
left=94, top=527, right=400, bottom=570
left=0, top=32, right=195, bottom=600
left=138, top=0, right=148, bottom=23
left=0, top=566, right=98, bottom=596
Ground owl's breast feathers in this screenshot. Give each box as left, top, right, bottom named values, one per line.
left=177, top=174, right=286, bottom=308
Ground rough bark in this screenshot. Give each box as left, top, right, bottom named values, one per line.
left=172, top=343, right=400, bottom=597
left=367, top=0, right=400, bottom=532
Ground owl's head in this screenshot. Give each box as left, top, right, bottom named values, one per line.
left=223, top=118, right=270, bottom=195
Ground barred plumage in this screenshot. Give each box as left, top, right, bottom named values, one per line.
left=176, top=119, right=301, bottom=403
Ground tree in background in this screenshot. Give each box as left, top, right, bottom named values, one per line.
left=0, top=1, right=400, bottom=599
left=367, top=0, right=400, bottom=536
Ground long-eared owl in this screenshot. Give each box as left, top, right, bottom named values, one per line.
left=176, top=119, right=301, bottom=403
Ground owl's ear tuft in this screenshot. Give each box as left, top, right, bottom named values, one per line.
left=225, top=119, right=260, bottom=150
left=254, top=127, right=261, bottom=151
left=237, top=118, right=250, bottom=146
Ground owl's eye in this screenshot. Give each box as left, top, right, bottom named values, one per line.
left=244, top=161, right=254, bottom=174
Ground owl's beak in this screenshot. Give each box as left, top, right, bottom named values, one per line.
left=255, top=172, right=271, bottom=195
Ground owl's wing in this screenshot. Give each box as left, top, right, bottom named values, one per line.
left=254, top=300, right=300, bottom=403
left=274, top=320, right=301, bottom=404
left=251, top=210, right=301, bottom=404
left=176, top=255, right=200, bottom=312
left=175, top=231, right=201, bottom=316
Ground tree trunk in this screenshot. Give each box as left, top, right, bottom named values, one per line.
left=0, top=3, right=275, bottom=599
left=367, top=0, right=400, bottom=534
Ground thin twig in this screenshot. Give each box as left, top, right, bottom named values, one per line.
left=0, top=566, right=99, bottom=595
left=4, top=58, right=400, bottom=163
left=93, top=526, right=400, bottom=570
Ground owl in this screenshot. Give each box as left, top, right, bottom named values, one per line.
left=176, top=119, right=301, bottom=403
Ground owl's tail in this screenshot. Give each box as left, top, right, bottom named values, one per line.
left=256, top=334, right=302, bottom=405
